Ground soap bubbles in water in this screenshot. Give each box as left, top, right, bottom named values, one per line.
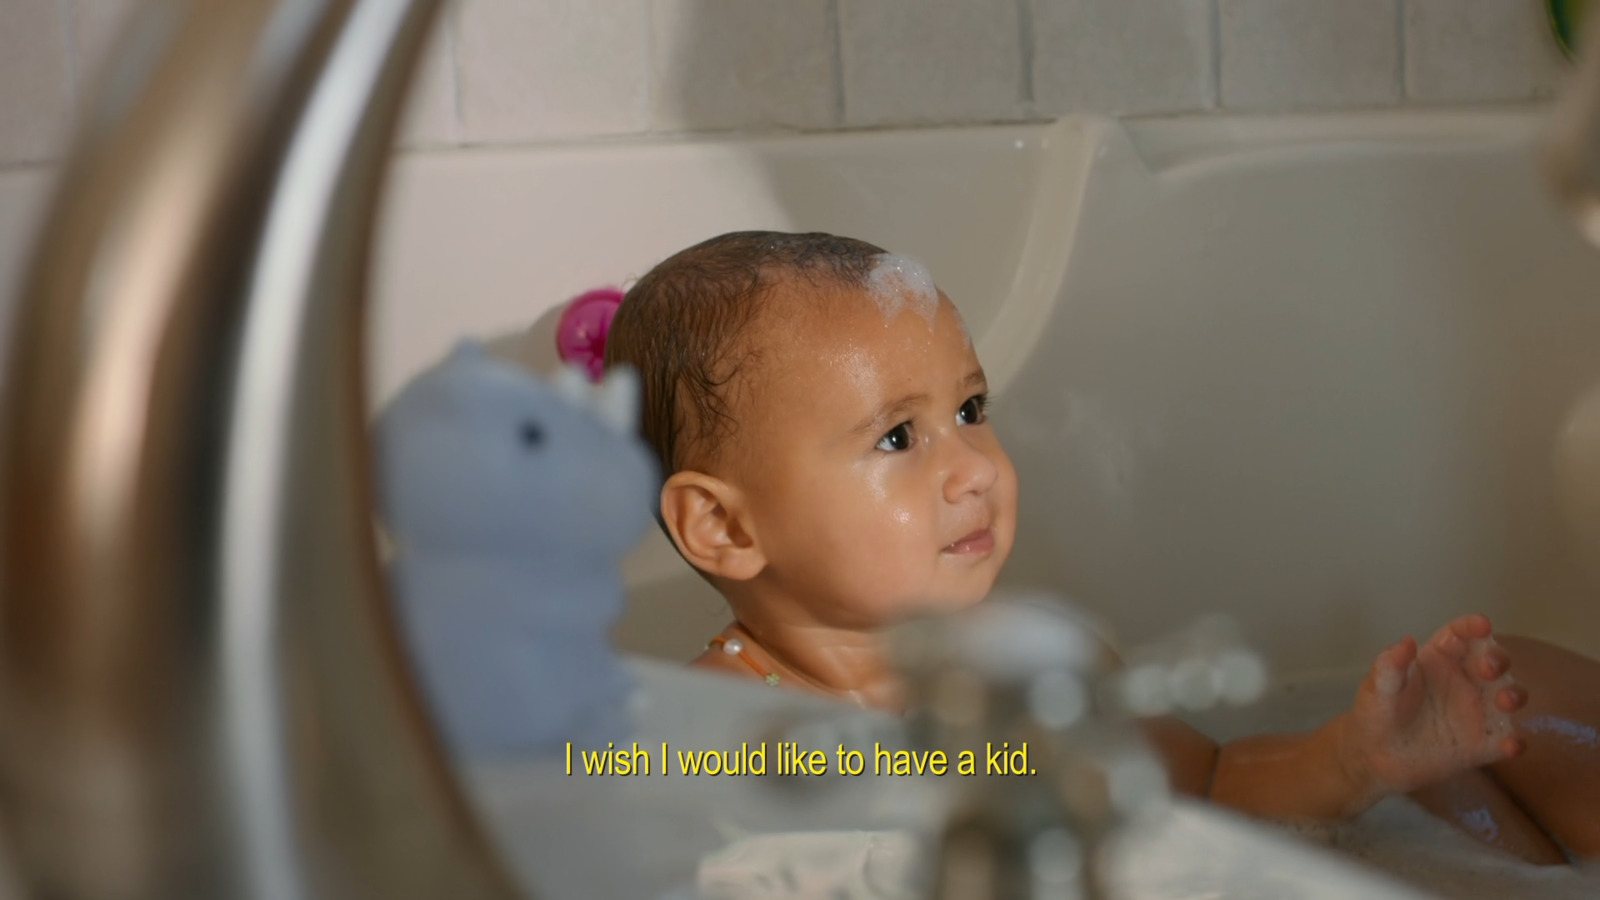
left=1215, top=649, right=1269, bottom=705
left=1107, top=615, right=1269, bottom=716
left=1028, top=670, right=1089, bottom=731
left=1027, top=828, right=1084, bottom=894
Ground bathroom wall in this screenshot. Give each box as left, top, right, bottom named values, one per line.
left=0, top=0, right=1574, bottom=171
left=0, top=0, right=1572, bottom=384
left=0, top=0, right=1572, bottom=321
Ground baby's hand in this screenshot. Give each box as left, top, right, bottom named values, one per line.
left=1343, top=614, right=1527, bottom=801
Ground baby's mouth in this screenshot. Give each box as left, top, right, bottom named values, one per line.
left=942, top=528, right=995, bottom=556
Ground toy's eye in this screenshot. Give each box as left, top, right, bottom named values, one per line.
left=519, top=422, right=544, bottom=447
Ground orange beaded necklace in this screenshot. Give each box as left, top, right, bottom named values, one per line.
left=707, top=635, right=781, bottom=687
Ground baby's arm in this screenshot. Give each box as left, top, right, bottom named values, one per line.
left=1142, top=714, right=1383, bottom=820
left=1147, top=614, right=1527, bottom=821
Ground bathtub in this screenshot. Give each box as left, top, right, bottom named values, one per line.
left=364, top=112, right=1600, bottom=896
left=2, top=107, right=1598, bottom=897
left=1000, top=110, right=1600, bottom=677
left=357, top=113, right=1600, bottom=896
left=362, top=108, right=1600, bottom=679
left=7, top=110, right=1585, bottom=676
left=363, top=122, right=1089, bottom=664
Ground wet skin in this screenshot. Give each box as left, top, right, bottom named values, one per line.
left=670, top=281, right=1596, bottom=862
left=671, top=286, right=1016, bottom=709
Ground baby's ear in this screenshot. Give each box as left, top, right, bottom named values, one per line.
left=660, top=471, right=764, bottom=581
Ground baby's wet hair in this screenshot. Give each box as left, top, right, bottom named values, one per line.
left=604, top=230, right=886, bottom=475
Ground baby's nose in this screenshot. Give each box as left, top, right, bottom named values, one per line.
left=942, top=433, right=1000, bottom=503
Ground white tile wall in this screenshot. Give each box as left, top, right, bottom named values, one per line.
left=457, top=0, right=652, bottom=144
left=1220, top=0, right=1402, bottom=111
left=0, top=169, right=55, bottom=323
left=398, top=5, right=460, bottom=147
left=33, top=0, right=461, bottom=155
left=652, top=0, right=835, bottom=132
left=1032, top=0, right=1215, bottom=116
left=0, top=1, right=1580, bottom=164
left=69, top=0, right=140, bottom=101
left=0, top=0, right=75, bottom=166
left=1404, top=0, right=1569, bottom=103
left=839, top=0, right=1023, bottom=126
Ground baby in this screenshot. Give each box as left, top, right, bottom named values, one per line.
left=602, top=231, right=1600, bottom=863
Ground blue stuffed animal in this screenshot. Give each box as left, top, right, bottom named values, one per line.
left=374, top=339, right=658, bottom=758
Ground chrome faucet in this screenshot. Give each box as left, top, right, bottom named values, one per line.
left=891, top=593, right=1266, bottom=900
left=0, top=2, right=516, bottom=898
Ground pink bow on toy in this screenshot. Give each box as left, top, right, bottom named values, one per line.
left=555, top=287, right=624, bottom=383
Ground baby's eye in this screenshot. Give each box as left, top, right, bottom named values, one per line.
left=958, top=394, right=989, bottom=426
left=876, top=423, right=914, bottom=452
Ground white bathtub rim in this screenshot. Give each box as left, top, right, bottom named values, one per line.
left=1118, top=106, right=1551, bottom=177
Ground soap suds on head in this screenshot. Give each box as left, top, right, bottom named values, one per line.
left=865, top=253, right=940, bottom=329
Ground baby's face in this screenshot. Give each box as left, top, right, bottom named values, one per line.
left=730, top=285, right=1018, bottom=627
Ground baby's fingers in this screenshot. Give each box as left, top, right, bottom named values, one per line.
left=1494, top=682, right=1528, bottom=713
left=1428, top=613, right=1493, bottom=660
left=1474, top=644, right=1512, bottom=681
left=1372, top=637, right=1418, bottom=695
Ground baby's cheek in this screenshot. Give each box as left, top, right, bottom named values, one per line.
left=991, top=452, right=1021, bottom=517
left=1465, top=637, right=1516, bottom=738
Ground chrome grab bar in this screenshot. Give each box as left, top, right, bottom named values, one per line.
left=0, top=1, right=517, bottom=897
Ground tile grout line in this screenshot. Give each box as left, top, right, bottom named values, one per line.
left=1015, top=0, right=1035, bottom=115
left=0, top=159, right=58, bottom=177
left=832, top=0, right=844, bottom=127
left=59, top=0, right=82, bottom=122
left=642, top=0, right=658, bottom=134
left=1396, top=0, right=1408, bottom=102
left=1210, top=0, right=1224, bottom=109
left=436, top=1, right=463, bottom=147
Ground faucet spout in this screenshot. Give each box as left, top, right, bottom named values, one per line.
left=0, top=2, right=517, bottom=898
left=891, top=593, right=1265, bottom=900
